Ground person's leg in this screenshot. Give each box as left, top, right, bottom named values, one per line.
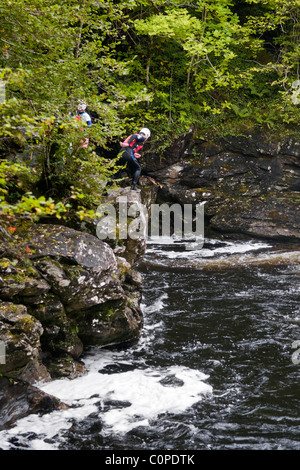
left=110, top=152, right=129, bottom=182
left=128, top=159, right=141, bottom=190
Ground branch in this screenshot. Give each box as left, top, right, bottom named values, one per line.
left=3, top=17, right=52, bottom=50
left=74, top=18, right=84, bottom=59
left=0, top=38, right=42, bottom=55
left=74, top=0, right=88, bottom=59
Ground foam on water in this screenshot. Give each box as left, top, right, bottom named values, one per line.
left=0, top=355, right=212, bottom=449
left=140, top=292, right=168, bottom=315
left=145, top=237, right=272, bottom=259
left=144, top=237, right=300, bottom=270
left=1, top=237, right=298, bottom=450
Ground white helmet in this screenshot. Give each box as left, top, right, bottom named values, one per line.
left=77, top=100, right=87, bottom=111
left=140, top=128, right=151, bottom=139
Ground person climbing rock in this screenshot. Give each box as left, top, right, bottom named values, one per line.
left=115, top=128, right=151, bottom=191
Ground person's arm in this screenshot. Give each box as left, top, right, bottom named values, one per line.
left=120, top=134, right=136, bottom=147
left=133, top=143, right=143, bottom=158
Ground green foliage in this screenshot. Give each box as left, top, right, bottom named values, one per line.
left=0, top=0, right=152, bottom=221
left=0, top=159, right=35, bottom=210
left=128, top=0, right=300, bottom=138
left=1, top=0, right=300, bottom=222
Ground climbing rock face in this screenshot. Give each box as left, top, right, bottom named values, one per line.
left=95, top=186, right=149, bottom=265
left=0, top=302, right=48, bottom=381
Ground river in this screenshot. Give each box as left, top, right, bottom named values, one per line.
left=0, top=236, right=299, bottom=451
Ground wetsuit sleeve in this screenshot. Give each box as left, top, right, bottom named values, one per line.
left=125, top=134, right=138, bottom=145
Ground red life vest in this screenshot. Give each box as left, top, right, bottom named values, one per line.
left=123, top=134, right=145, bottom=156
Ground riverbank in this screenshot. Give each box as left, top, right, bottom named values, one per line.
left=1, top=126, right=300, bottom=431
left=0, top=237, right=299, bottom=450
left=0, top=187, right=156, bottom=429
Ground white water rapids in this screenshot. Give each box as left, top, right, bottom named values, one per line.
left=0, top=237, right=299, bottom=450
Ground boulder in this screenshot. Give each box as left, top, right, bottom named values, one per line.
left=0, top=376, right=67, bottom=431
left=96, top=186, right=148, bottom=265
left=0, top=214, right=144, bottom=384
left=0, top=301, right=51, bottom=382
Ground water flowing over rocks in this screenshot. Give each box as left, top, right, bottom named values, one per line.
left=145, top=129, right=300, bottom=242
left=0, top=188, right=151, bottom=428
left=1, top=127, right=300, bottom=431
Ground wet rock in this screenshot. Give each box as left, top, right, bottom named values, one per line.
left=144, top=132, right=193, bottom=172
left=0, top=213, right=144, bottom=388
left=210, top=198, right=300, bottom=241
left=75, top=302, right=142, bottom=347
left=45, top=354, right=87, bottom=379
left=159, top=374, right=185, bottom=387
left=101, top=399, right=132, bottom=411
left=0, top=301, right=46, bottom=379
left=124, top=269, right=143, bottom=293
left=0, top=274, right=51, bottom=304
left=99, top=362, right=136, bottom=374
left=57, top=412, right=104, bottom=450
left=22, top=223, right=117, bottom=270
left=147, top=130, right=300, bottom=242
left=33, top=257, right=123, bottom=314
left=0, top=376, right=67, bottom=431
left=0, top=189, right=149, bottom=429
left=97, top=187, right=148, bottom=264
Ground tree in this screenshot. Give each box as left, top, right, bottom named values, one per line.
left=128, top=0, right=300, bottom=133
left=1, top=0, right=300, bottom=223
left=0, top=0, right=151, bottom=220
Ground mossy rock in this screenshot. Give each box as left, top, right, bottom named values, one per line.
left=0, top=301, right=43, bottom=377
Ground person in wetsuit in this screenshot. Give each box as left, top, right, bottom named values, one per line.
left=116, top=127, right=151, bottom=190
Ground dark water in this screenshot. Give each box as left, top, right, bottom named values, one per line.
left=0, top=238, right=300, bottom=450
left=138, top=241, right=300, bottom=450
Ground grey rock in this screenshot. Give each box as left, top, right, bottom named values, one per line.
left=147, top=130, right=300, bottom=242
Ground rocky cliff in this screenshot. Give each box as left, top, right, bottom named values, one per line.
left=145, top=129, right=300, bottom=242
left=1, top=127, right=300, bottom=429
left=0, top=187, right=156, bottom=429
